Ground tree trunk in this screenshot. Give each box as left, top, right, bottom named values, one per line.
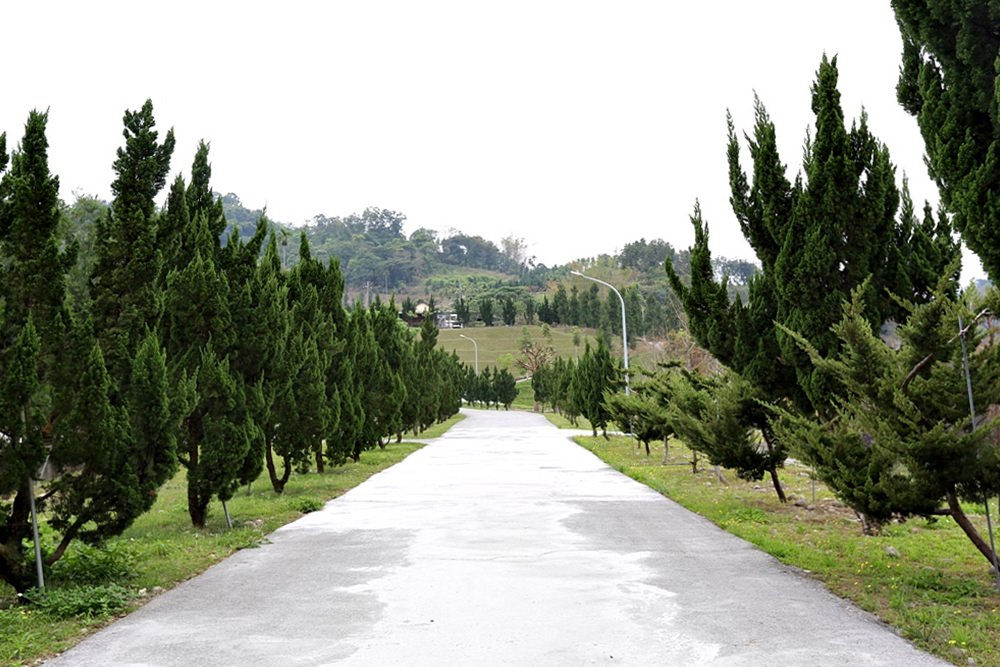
left=662, top=437, right=669, bottom=465
left=761, top=429, right=786, bottom=503
left=315, top=440, right=325, bottom=474
left=188, top=484, right=208, bottom=529
left=691, top=450, right=698, bottom=474
left=856, top=511, right=877, bottom=536
left=185, top=430, right=208, bottom=528
left=768, top=467, right=786, bottom=503
left=0, top=482, right=35, bottom=593
left=265, top=436, right=284, bottom=494
left=947, top=489, right=1000, bottom=567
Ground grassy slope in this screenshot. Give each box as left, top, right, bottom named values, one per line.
left=571, top=428, right=1000, bottom=667
left=437, top=325, right=594, bottom=375
left=437, top=324, right=693, bottom=379
left=0, top=413, right=463, bottom=666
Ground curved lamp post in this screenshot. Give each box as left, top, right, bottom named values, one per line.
left=570, top=270, right=629, bottom=395
left=459, top=333, right=478, bottom=374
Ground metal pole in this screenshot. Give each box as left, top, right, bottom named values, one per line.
left=570, top=271, right=629, bottom=395
left=459, top=334, right=478, bottom=374
left=28, top=478, right=45, bottom=592
left=22, top=407, right=44, bottom=592
left=959, top=314, right=1000, bottom=588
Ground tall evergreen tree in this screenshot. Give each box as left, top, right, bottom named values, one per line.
left=669, top=57, right=958, bottom=412
left=570, top=339, right=618, bottom=437
left=568, top=286, right=581, bottom=327
left=666, top=58, right=958, bottom=505
left=160, top=150, right=255, bottom=527
left=90, top=99, right=175, bottom=384
left=0, top=112, right=174, bottom=591
left=368, top=300, right=408, bottom=446
left=522, top=296, right=536, bottom=325
left=893, top=1, right=1000, bottom=280
left=501, top=295, right=518, bottom=326
left=495, top=368, right=518, bottom=409
left=552, top=283, right=569, bottom=325
left=479, top=296, right=495, bottom=326
left=775, top=278, right=1000, bottom=553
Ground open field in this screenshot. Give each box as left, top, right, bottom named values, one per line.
left=436, top=324, right=700, bottom=378
left=0, top=415, right=464, bottom=666
left=437, top=325, right=596, bottom=375
left=570, top=428, right=1000, bottom=667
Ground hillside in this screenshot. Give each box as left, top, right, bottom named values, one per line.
left=58, top=192, right=756, bottom=345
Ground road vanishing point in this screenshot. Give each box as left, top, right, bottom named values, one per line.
left=46, top=409, right=947, bottom=666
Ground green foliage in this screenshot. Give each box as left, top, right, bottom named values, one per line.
left=570, top=339, right=619, bottom=437
left=50, top=542, right=136, bottom=586
left=893, top=1, right=1000, bottom=281
left=478, top=296, right=495, bottom=326
left=91, top=99, right=174, bottom=384
left=24, top=584, right=133, bottom=619
left=604, top=369, right=674, bottom=453
left=669, top=368, right=786, bottom=497
left=0, top=110, right=176, bottom=593
left=160, top=146, right=256, bottom=527
left=774, top=278, right=1000, bottom=558
left=293, top=496, right=324, bottom=514
left=671, top=58, right=958, bottom=416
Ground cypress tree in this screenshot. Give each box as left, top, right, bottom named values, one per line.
left=775, top=278, right=1000, bottom=553
left=160, top=143, right=266, bottom=521
left=495, top=368, right=518, bottom=410
left=571, top=339, right=618, bottom=437
left=552, top=283, right=569, bottom=325
left=568, top=286, right=581, bottom=327
left=162, top=238, right=252, bottom=527
left=90, top=100, right=174, bottom=384
left=666, top=58, right=959, bottom=505
left=369, top=300, right=409, bottom=444
left=605, top=369, right=675, bottom=459
left=479, top=296, right=495, bottom=326
left=520, top=296, right=534, bottom=325
left=0, top=112, right=174, bottom=591
left=501, top=295, right=518, bottom=326
left=893, top=1, right=1000, bottom=280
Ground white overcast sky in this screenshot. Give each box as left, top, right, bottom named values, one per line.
left=3, top=1, right=984, bottom=278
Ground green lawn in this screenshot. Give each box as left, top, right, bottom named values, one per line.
left=437, top=325, right=595, bottom=376
left=0, top=416, right=463, bottom=667
left=572, top=430, right=1000, bottom=667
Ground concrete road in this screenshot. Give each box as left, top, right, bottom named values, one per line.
left=47, top=409, right=947, bottom=666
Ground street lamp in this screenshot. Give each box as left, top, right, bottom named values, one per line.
left=459, top=333, right=478, bottom=374
left=570, top=270, right=629, bottom=395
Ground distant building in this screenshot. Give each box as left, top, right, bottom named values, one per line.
left=437, top=312, right=462, bottom=329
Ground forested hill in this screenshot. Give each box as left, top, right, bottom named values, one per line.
left=217, top=192, right=757, bottom=297
left=58, top=191, right=756, bottom=332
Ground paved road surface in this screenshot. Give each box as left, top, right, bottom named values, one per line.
left=47, top=409, right=946, bottom=666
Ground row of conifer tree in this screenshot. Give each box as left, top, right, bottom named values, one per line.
left=0, top=102, right=465, bottom=593
left=592, top=50, right=1000, bottom=571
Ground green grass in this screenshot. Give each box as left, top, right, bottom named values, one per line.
left=0, top=441, right=429, bottom=666
left=401, top=412, right=465, bottom=439
left=573, top=431, right=1000, bottom=666
left=437, top=325, right=597, bottom=376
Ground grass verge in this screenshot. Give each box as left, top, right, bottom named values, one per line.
left=575, top=432, right=1000, bottom=667
left=0, top=439, right=431, bottom=666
